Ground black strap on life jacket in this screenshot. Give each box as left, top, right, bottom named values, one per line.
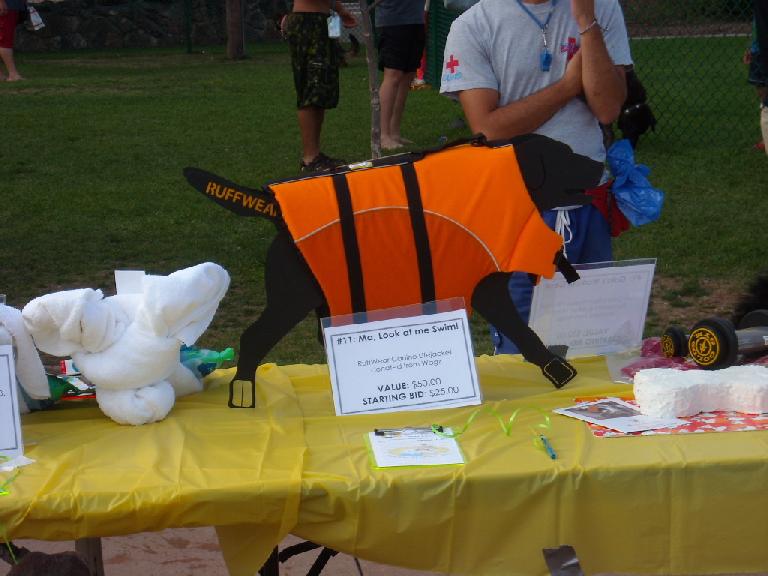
left=554, top=250, right=580, bottom=283
left=332, top=166, right=438, bottom=316
left=332, top=173, right=367, bottom=314
left=527, top=250, right=579, bottom=288
left=400, top=162, right=436, bottom=304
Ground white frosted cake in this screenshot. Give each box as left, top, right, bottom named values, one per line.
left=633, top=365, right=768, bottom=418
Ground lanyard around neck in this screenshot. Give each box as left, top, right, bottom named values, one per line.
left=516, top=0, right=558, bottom=45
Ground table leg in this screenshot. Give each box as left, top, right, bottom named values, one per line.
left=542, top=545, right=584, bottom=576
left=75, top=537, right=105, bottom=576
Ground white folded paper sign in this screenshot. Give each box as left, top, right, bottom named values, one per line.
left=529, top=259, right=656, bottom=358
left=0, top=344, right=25, bottom=462
left=114, top=269, right=145, bottom=294
left=322, top=299, right=482, bottom=416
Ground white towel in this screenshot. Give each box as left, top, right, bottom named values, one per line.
left=72, top=321, right=181, bottom=390
left=138, top=262, right=230, bottom=345
left=19, top=262, right=229, bottom=425
left=22, top=289, right=131, bottom=356
left=71, top=262, right=229, bottom=391
left=96, top=380, right=176, bottom=425
left=168, top=362, right=204, bottom=397
left=0, top=305, right=50, bottom=404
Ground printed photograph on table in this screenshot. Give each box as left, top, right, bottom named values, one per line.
left=575, top=397, right=768, bottom=438
left=554, top=397, right=686, bottom=433
left=566, top=398, right=639, bottom=420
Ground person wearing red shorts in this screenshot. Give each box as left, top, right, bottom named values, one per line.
left=0, top=0, right=24, bottom=81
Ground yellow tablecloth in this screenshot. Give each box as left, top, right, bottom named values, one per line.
left=2, top=365, right=306, bottom=574
left=3, top=356, right=768, bottom=576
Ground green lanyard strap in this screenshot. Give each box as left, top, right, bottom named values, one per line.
left=431, top=405, right=557, bottom=459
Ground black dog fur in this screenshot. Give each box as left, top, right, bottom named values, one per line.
left=617, top=68, right=657, bottom=149
left=185, top=135, right=603, bottom=404
left=732, top=272, right=768, bottom=326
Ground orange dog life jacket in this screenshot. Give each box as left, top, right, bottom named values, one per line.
left=269, top=143, right=564, bottom=318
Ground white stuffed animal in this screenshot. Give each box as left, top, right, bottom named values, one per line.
left=21, top=262, right=230, bottom=425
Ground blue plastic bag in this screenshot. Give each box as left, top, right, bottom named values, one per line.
left=607, top=139, right=665, bottom=226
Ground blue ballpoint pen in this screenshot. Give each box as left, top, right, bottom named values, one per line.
left=539, top=434, right=557, bottom=460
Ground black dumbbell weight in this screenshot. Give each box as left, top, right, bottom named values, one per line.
left=687, top=310, right=768, bottom=369
left=660, top=325, right=690, bottom=358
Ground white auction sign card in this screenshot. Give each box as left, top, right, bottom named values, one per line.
left=529, top=259, right=656, bottom=358
left=367, top=427, right=464, bottom=468
left=0, top=344, right=24, bottom=461
left=324, top=309, right=481, bottom=416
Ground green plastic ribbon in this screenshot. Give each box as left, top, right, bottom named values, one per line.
left=432, top=405, right=557, bottom=459
left=0, top=469, right=20, bottom=497
left=0, top=465, right=22, bottom=565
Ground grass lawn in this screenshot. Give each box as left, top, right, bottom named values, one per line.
left=2, top=42, right=767, bottom=367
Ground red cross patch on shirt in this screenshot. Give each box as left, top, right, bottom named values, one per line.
left=445, top=54, right=460, bottom=74
left=560, top=37, right=579, bottom=60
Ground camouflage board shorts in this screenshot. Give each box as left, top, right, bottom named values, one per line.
left=284, top=12, right=340, bottom=109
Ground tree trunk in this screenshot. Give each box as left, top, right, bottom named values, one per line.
left=358, top=0, right=382, bottom=158
left=226, top=0, right=245, bottom=60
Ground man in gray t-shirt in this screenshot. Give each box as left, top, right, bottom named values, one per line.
left=440, top=0, right=632, bottom=354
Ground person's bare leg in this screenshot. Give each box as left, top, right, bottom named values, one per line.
left=379, top=67, right=405, bottom=149
left=297, top=106, right=324, bottom=164
left=391, top=70, right=416, bottom=144
left=0, top=47, right=22, bottom=81
left=755, top=87, right=767, bottom=151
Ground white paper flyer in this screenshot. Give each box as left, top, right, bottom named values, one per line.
left=367, top=427, right=464, bottom=468
left=553, top=398, right=686, bottom=433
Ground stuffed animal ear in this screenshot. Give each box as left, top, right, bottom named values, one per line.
left=139, top=262, right=230, bottom=345
left=511, top=134, right=603, bottom=211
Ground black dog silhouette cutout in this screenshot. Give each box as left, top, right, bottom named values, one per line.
left=185, top=134, right=603, bottom=407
